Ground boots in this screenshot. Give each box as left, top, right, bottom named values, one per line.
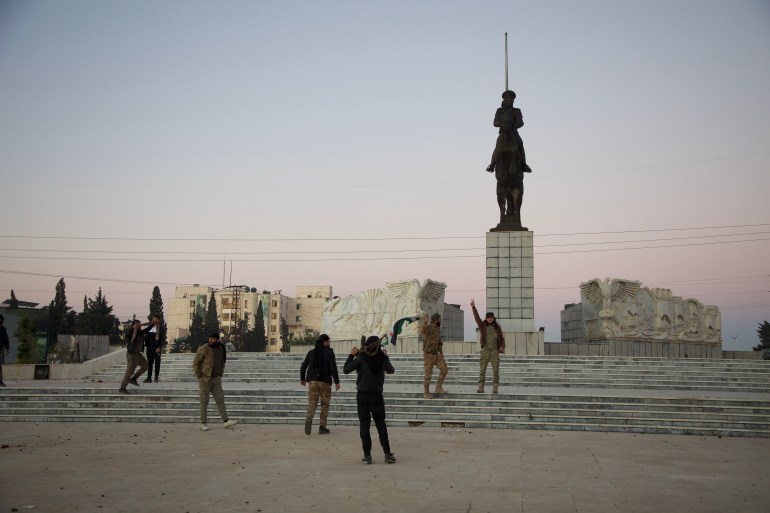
left=435, top=377, right=448, bottom=395
left=477, top=382, right=484, bottom=393
left=423, top=384, right=432, bottom=399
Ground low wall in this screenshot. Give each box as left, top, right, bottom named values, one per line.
left=291, top=337, right=478, bottom=356
left=722, top=351, right=763, bottom=360
left=2, top=348, right=127, bottom=380
left=545, top=339, right=722, bottom=358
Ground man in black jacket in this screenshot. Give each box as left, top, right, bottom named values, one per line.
left=0, top=315, right=9, bottom=387
left=343, top=335, right=396, bottom=464
left=143, top=315, right=166, bottom=383
left=300, top=334, right=340, bottom=435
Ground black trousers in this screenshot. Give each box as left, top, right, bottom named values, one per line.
left=356, top=392, right=391, bottom=455
left=146, top=348, right=161, bottom=379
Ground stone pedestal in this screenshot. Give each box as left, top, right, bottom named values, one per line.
left=485, top=231, right=544, bottom=355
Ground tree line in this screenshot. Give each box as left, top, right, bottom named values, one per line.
left=8, top=279, right=277, bottom=363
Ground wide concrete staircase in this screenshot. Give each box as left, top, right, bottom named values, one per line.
left=2, top=354, right=769, bottom=437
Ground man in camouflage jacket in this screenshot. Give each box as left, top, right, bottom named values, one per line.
left=192, top=332, right=238, bottom=431
left=419, top=313, right=448, bottom=399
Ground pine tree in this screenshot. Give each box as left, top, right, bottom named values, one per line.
left=753, top=321, right=770, bottom=351
left=9, top=289, right=19, bottom=309
left=203, top=293, right=220, bottom=338
left=48, top=278, right=71, bottom=348
left=254, top=300, right=267, bottom=352
left=148, top=286, right=164, bottom=322
left=77, top=288, right=121, bottom=344
left=14, top=315, right=40, bottom=364
left=186, top=312, right=206, bottom=353
left=279, top=316, right=292, bottom=353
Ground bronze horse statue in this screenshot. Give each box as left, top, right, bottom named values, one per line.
left=487, top=90, right=528, bottom=231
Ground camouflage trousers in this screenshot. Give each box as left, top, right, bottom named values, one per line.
left=479, top=349, right=500, bottom=385
left=198, top=376, right=229, bottom=424
left=423, top=353, right=448, bottom=387
left=306, top=381, right=332, bottom=427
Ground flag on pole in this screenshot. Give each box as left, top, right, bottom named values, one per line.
left=389, top=315, right=421, bottom=346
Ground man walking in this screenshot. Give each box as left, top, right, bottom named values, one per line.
left=343, top=335, right=396, bottom=464
left=300, top=334, right=340, bottom=435
left=143, top=315, right=166, bottom=383
left=192, top=332, right=238, bottom=431
left=419, top=313, right=448, bottom=399
left=119, top=319, right=150, bottom=394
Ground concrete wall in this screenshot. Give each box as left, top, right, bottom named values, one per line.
left=722, top=351, right=763, bottom=360
left=545, top=339, right=722, bottom=358
left=291, top=337, right=478, bottom=356
left=2, top=348, right=127, bottom=380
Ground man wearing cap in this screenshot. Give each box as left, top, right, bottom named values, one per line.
left=486, top=90, right=531, bottom=174
left=470, top=299, right=506, bottom=394
left=419, top=312, right=448, bottom=399
left=192, top=332, right=238, bottom=431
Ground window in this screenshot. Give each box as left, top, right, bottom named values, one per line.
left=244, top=300, right=249, bottom=309
left=270, top=338, right=277, bottom=345
left=222, top=297, right=231, bottom=307
left=222, top=313, right=230, bottom=321
left=189, top=313, right=193, bottom=320
left=190, top=300, right=195, bottom=308
left=296, top=304, right=301, bottom=310
left=270, top=326, right=276, bottom=333
left=271, top=313, right=277, bottom=320
left=271, top=300, right=277, bottom=307
left=296, top=316, right=301, bottom=322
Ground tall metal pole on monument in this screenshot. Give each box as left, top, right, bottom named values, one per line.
left=505, top=32, right=509, bottom=91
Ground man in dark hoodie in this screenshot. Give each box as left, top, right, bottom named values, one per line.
left=300, top=333, right=340, bottom=435
left=343, top=335, right=396, bottom=464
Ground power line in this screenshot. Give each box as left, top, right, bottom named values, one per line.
left=1, top=236, right=768, bottom=262
left=0, top=152, right=766, bottom=189
left=3, top=230, right=769, bottom=256
left=1, top=223, right=769, bottom=242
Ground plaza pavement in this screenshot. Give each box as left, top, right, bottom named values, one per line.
left=1, top=418, right=769, bottom=513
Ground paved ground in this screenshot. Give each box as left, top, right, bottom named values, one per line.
left=2, top=421, right=769, bottom=513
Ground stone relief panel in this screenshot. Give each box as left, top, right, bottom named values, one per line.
left=321, top=278, right=446, bottom=340
left=579, top=277, right=722, bottom=344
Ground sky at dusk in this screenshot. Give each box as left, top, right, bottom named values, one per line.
left=1, top=0, right=768, bottom=349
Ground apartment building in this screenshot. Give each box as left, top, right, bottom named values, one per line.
left=166, top=285, right=212, bottom=342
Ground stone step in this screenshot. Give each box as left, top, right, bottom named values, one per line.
left=2, top=388, right=768, bottom=437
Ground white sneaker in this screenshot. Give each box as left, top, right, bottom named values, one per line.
left=200, top=423, right=209, bottom=431
left=224, top=419, right=239, bottom=429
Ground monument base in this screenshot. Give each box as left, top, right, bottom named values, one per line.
left=476, top=330, right=544, bottom=355
left=486, top=230, right=539, bottom=354
left=490, top=215, right=527, bottom=232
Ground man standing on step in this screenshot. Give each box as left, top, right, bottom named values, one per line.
left=419, top=313, right=448, bottom=399
left=0, top=315, right=9, bottom=387
left=470, top=299, right=505, bottom=394
left=192, top=332, right=238, bottom=431
left=343, top=335, right=396, bottom=464
left=144, top=315, right=166, bottom=383
left=300, top=333, right=340, bottom=435
left=119, top=319, right=151, bottom=394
